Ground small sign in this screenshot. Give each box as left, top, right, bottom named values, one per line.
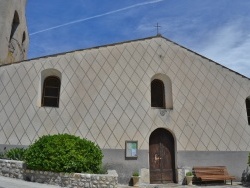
left=125, top=141, right=138, bottom=159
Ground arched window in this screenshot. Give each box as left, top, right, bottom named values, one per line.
left=22, top=32, right=26, bottom=44
left=42, top=76, right=61, bottom=107
left=151, top=79, right=165, bottom=108
left=246, top=98, right=250, bottom=125
left=10, top=11, right=20, bottom=41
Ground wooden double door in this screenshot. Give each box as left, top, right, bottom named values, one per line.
left=149, top=128, right=176, bottom=184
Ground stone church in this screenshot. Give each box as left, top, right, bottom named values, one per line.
left=1, top=0, right=250, bottom=185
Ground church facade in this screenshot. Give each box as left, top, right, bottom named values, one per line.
left=1, top=0, right=250, bottom=185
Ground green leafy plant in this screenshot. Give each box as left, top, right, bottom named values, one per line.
left=24, top=134, right=103, bottom=173
left=6, top=148, right=26, bottom=160
left=0, top=152, right=6, bottom=159
left=132, top=171, right=139, bottom=176
left=98, top=163, right=109, bottom=174
left=0, top=147, right=7, bottom=159
left=186, top=171, right=193, bottom=176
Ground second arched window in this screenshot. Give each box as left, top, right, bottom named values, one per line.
left=42, top=76, right=61, bottom=107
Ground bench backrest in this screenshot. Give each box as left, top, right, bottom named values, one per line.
left=193, top=166, right=229, bottom=177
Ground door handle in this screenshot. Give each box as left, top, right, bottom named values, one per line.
left=154, top=153, right=161, bottom=161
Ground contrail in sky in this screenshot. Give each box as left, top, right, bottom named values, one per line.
left=30, top=0, right=164, bottom=36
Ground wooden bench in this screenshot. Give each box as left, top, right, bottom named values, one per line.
left=193, top=166, right=235, bottom=185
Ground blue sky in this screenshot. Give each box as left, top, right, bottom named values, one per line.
left=27, top=0, right=250, bottom=77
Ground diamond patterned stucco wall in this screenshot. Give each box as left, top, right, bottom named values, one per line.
left=0, top=36, right=250, bottom=151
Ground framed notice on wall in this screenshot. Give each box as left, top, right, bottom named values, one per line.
left=125, top=141, right=138, bottom=159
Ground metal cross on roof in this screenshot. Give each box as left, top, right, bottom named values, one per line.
left=155, top=23, right=161, bottom=36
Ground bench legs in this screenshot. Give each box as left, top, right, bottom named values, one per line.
left=225, top=180, right=233, bottom=185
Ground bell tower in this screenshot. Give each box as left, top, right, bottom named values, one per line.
left=0, top=0, right=29, bottom=65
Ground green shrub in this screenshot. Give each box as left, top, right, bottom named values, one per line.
left=24, top=134, right=103, bottom=173
left=6, top=148, right=26, bottom=160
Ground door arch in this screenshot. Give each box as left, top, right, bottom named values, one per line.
left=149, top=128, right=176, bottom=183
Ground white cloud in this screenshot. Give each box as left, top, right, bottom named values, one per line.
left=197, top=20, right=250, bottom=78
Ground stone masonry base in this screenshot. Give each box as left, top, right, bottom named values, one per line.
left=0, top=159, right=118, bottom=188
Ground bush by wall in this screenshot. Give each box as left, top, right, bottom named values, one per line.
left=24, top=134, right=103, bottom=173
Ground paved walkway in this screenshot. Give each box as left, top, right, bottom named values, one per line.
left=0, top=176, right=60, bottom=188
left=0, top=176, right=244, bottom=188
left=118, top=182, right=244, bottom=188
